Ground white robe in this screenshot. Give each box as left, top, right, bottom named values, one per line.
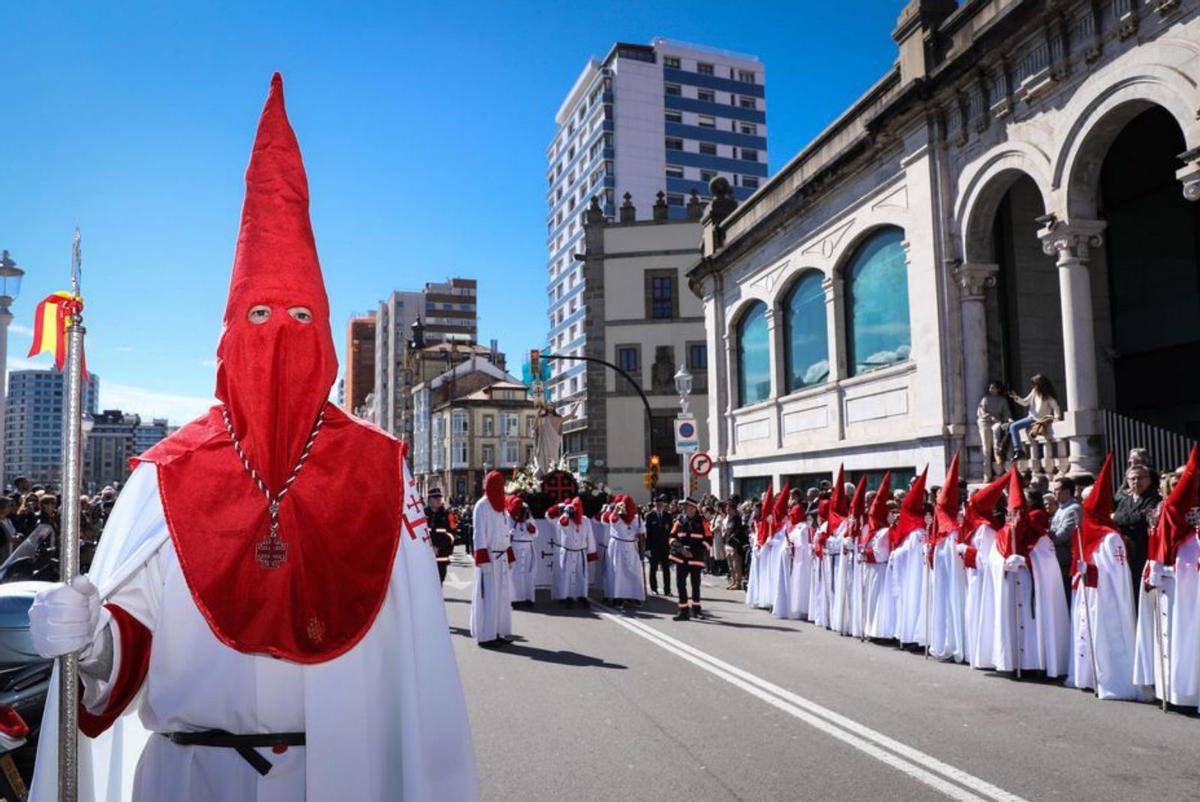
left=1133, top=535, right=1200, bottom=706
left=986, top=535, right=1069, bottom=676
left=470, top=498, right=513, bottom=643
left=31, top=463, right=477, bottom=802
left=769, top=525, right=791, bottom=619
left=807, top=523, right=831, bottom=626
left=1066, top=533, right=1139, bottom=700
left=773, top=523, right=810, bottom=620
left=862, top=528, right=892, bottom=639
left=749, top=535, right=778, bottom=610
left=830, top=524, right=856, bottom=635
left=963, top=525, right=997, bottom=669
left=509, top=516, right=538, bottom=603
left=885, top=528, right=927, bottom=645
left=588, top=518, right=609, bottom=592
left=926, top=533, right=967, bottom=662
left=552, top=518, right=594, bottom=600
left=605, top=516, right=645, bottom=602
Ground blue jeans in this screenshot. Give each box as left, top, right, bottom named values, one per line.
left=1009, top=414, right=1036, bottom=450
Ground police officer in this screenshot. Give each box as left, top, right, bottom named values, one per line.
left=669, top=497, right=709, bottom=621
left=426, top=487, right=456, bottom=584
left=644, top=494, right=674, bottom=595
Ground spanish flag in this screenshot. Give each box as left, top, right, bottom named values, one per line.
left=28, top=291, right=86, bottom=373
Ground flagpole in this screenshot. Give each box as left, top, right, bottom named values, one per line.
left=58, top=229, right=85, bottom=802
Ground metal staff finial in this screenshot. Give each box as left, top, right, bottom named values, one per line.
left=71, top=227, right=82, bottom=297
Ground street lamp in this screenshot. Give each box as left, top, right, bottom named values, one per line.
left=0, top=251, right=25, bottom=491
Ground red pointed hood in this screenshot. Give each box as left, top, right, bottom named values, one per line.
left=929, top=451, right=961, bottom=547
left=866, top=471, right=892, bottom=536
left=505, top=495, right=528, bottom=522
left=827, top=465, right=849, bottom=533
left=1148, top=446, right=1199, bottom=567
left=615, top=494, right=636, bottom=525
left=962, top=469, right=1009, bottom=541
left=567, top=496, right=584, bottom=525
left=849, top=474, right=867, bottom=530
left=133, top=75, right=401, bottom=664
left=771, top=481, right=791, bottom=532
left=995, top=468, right=1033, bottom=559
left=891, top=466, right=928, bottom=549
left=788, top=504, right=803, bottom=526
left=756, top=485, right=774, bottom=547
left=217, top=72, right=337, bottom=491
left=484, top=471, right=505, bottom=512
left=1072, top=453, right=1117, bottom=572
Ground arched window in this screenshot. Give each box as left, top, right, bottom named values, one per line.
left=783, top=271, right=829, bottom=392
left=736, top=302, right=771, bottom=406
left=845, top=227, right=910, bottom=376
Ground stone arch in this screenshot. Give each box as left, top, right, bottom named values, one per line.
left=956, top=144, right=1054, bottom=263
left=1054, top=67, right=1200, bottom=220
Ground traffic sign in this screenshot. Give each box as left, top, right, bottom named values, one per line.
left=674, top=416, right=699, bottom=454
left=578, top=454, right=589, bottom=474
left=689, top=451, right=713, bottom=477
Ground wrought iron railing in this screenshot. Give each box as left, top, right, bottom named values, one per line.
left=1101, top=409, right=1198, bottom=491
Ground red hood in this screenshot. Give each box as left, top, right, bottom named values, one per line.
left=891, top=466, right=928, bottom=550
left=484, top=470, right=505, bottom=512
left=505, top=494, right=528, bottom=522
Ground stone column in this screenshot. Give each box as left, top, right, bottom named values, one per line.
left=765, top=306, right=782, bottom=400
left=1178, top=146, right=1200, bottom=202
left=822, top=276, right=846, bottom=440
left=954, top=262, right=998, bottom=461
left=1038, top=219, right=1106, bottom=477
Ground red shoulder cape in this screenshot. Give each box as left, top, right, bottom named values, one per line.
left=135, top=403, right=401, bottom=664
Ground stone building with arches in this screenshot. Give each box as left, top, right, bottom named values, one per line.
left=687, top=0, right=1200, bottom=495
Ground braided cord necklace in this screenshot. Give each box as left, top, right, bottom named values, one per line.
left=221, top=404, right=326, bottom=569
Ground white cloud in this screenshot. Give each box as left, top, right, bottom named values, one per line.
left=200, top=359, right=218, bottom=369
left=99, top=383, right=215, bottom=425
left=115, top=346, right=135, bottom=353
left=9, top=324, right=34, bottom=338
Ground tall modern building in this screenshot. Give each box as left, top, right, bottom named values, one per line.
left=545, top=38, right=767, bottom=410
left=373, top=278, right=479, bottom=436
left=132, top=417, right=170, bottom=456
left=4, top=368, right=99, bottom=488
left=84, top=409, right=141, bottom=491
left=344, top=312, right=376, bottom=417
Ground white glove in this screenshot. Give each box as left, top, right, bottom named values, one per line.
left=1145, top=562, right=1174, bottom=588
left=955, top=544, right=968, bottom=557
left=29, top=576, right=101, bottom=659
left=1003, top=554, right=1025, bottom=573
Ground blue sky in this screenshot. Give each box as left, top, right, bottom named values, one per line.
left=0, top=1, right=904, bottom=424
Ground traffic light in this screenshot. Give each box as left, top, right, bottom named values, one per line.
left=648, top=454, right=661, bottom=488
left=529, top=349, right=541, bottom=378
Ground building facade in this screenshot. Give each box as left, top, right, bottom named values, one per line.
left=373, top=277, right=478, bottom=435
left=84, top=409, right=140, bottom=492
left=547, top=38, right=767, bottom=411
left=690, top=0, right=1200, bottom=497
left=3, top=368, right=98, bottom=488
left=410, top=359, right=536, bottom=501
left=132, top=417, right=169, bottom=456
left=343, top=312, right=376, bottom=417
left=558, top=194, right=710, bottom=501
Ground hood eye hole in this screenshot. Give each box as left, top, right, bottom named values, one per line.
left=288, top=306, right=313, bottom=324
left=248, top=305, right=271, bottom=324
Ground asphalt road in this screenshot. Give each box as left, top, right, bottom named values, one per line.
left=443, top=554, right=1199, bottom=801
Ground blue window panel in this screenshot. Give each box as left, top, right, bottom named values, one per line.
left=667, top=206, right=691, bottom=221
left=732, top=186, right=756, bottom=200
left=737, top=302, right=771, bottom=406
left=845, top=227, right=910, bottom=376
left=665, top=95, right=765, bottom=124
left=663, top=68, right=765, bottom=98
left=666, top=177, right=712, bottom=197
left=664, top=122, right=766, bottom=150
left=666, top=150, right=769, bottom=177
left=783, top=271, right=830, bottom=392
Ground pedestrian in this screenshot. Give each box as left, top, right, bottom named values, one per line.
left=1048, top=476, right=1081, bottom=590
left=707, top=504, right=726, bottom=576
left=0, top=499, right=16, bottom=564
left=425, top=487, right=456, bottom=585
left=551, top=497, right=595, bottom=607
left=9, top=477, right=29, bottom=506
left=862, top=476, right=896, bottom=640
left=470, top=471, right=515, bottom=647
left=831, top=475, right=865, bottom=635
left=1007, top=374, right=1062, bottom=472
left=884, top=468, right=928, bottom=646
left=925, top=454, right=966, bottom=662
left=987, top=469, right=1070, bottom=677
left=977, top=380, right=1012, bottom=480
left=776, top=501, right=811, bottom=620
left=507, top=496, right=538, bottom=608
left=724, top=496, right=747, bottom=590
left=670, top=497, right=709, bottom=621
left=959, top=472, right=1007, bottom=669
left=605, top=495, right=646, bottom=608
left=1113, top=461, right=1161, bottom=595
left=27, top=73, right=477, bottom=800
left=1066, top=455, right=1139, bottom=699
left=644, top=495, right=674, bottom=596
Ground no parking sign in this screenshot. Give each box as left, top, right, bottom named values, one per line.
left=674, top=416, right=699, bottom=454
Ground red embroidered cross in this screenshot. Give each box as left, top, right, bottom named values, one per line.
left=1114, top=548, right=1126, bottom=565
left=255, top=533, right=289, bottom=569
left=543, top=471, right=577, bottom=504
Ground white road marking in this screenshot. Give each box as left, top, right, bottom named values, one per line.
left=594, top=602, right=1027, bottom=802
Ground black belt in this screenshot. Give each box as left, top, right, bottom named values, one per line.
left=161, top=730, right=305, bottom=776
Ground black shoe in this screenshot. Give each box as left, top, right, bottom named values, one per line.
left=649, top=587, right=659, bottom=595
left=576, top=597, right=589, bottom=607
left=692, top=606, right=703, bottom=619
left=563, top=599, right=575, bottom=609
left=673, top=608, right=690, bottom=621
